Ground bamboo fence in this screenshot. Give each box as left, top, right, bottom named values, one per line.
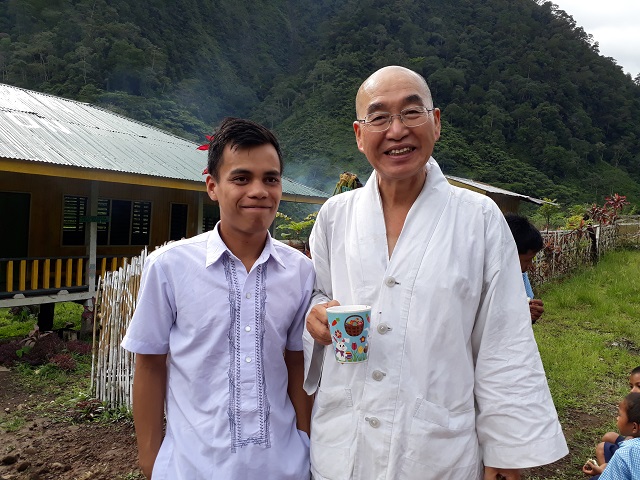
left=91, top=248, right=147, bottom=410
left=89, top=222, right=640, bottom=411
left=530, top=221, right=640, bottom=287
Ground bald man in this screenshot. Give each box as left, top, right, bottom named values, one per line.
left=303, top=66, right=567, bottom=480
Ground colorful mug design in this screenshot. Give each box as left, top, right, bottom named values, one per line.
left=327, top=305, right=371, bottom=363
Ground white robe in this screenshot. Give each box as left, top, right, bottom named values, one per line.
left=303, top=158, right=568, bottom=480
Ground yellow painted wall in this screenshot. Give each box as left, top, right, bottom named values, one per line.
left=0, top=171, right=215, bottom=258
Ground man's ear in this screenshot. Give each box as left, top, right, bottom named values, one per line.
left=353, top=121, right=365, bottom=154
left=433, top=108, right=442, bottom=142
left=205, top=174, right=217, bottom=201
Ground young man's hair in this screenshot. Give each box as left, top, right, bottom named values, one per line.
left=207, top=117, right=283, bottom=180
left=631, top=366, right=640, bottom=375
left=623, top=392, right=640, bottom=424
left=505, top=213, right=544, bottom=254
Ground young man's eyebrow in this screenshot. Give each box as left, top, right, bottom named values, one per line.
left=228, top=168, right=253, bottom=175
left=227, top=168, right=281, bottom=177
left=366, top=94, right=426, bottom=114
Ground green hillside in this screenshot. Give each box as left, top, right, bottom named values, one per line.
left=1, top=0, right=639, bottom=207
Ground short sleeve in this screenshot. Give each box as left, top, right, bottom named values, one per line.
left=286, top=264, right=315, bottom=352
left=121, top=253, right=177, bottom=354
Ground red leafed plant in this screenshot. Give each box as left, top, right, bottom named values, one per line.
left=604, top=194, right=629, bottom=224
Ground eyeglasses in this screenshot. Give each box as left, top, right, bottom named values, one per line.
left=357, top=106, right=435, bottom=132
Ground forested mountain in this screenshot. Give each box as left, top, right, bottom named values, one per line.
left=2, top=0, right=640, bottom=207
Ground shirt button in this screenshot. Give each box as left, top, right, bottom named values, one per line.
left=245, top=293, right=251, bottom=299
left=377, top=323, right=390, bottom=334
left=245, top=326, right=251, bottom=332
left=245, top=356, right=252, bottom=363
left=366, top=417, right=381, bottom=428
left=372, top=370, right=385, bottom=381
left=384, top=277, right=396, bottom=287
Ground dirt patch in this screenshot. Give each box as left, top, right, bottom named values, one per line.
left=0, top=369, right=140, bottom=480
left=0, top=367, right=619, bottom=479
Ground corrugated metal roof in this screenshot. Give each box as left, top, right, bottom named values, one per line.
left=0, top=83, right=329, bottom=200
left=445, top=174, right=548, bottom=205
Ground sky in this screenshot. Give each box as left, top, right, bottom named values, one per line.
left=551, top=0, right=640, bottom=78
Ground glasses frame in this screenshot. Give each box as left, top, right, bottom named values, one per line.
left=357, top=106, right=435, bottom=132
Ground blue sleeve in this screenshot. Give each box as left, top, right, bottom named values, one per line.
left=522, top=272, right=535, bottom=299
left=599, top=450, right=630, bottom=480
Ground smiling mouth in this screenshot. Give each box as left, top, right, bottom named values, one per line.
left=385, top=147, right=415, bottom=156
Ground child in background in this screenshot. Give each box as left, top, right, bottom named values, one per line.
left=583, top=385, right=640, bottom=478
left=505, top=214, right=545, bottom=324
left=594, top=368, right=640, bottom=468
left=597, top=392, right=640, bottom=480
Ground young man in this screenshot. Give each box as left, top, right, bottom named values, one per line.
left=505, top=213, right=545, bottom=323
left=304, top=66, right=567, bottom=480
left=122, top=118, right=314, bottom=480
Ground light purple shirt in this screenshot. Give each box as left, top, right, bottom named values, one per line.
left=122, top=225, right=314, bottom=480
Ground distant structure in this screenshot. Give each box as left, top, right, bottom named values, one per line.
left=0, top=83, right=329, bottom=311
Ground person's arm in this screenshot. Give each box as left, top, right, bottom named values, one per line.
left=601, top=431, right=622, bottom=443
left=284, top=349, right=314, bottom=435
left=598, top=448, right=631, bottom=480
left=472, top=212, right=568, bottom=469
left=302, top=207, right=334, bottom=394
left=484, top=467, right=521, bottom=479
left=582, top=460, right=605, bottom=476
left=132, top=353, right=167, bottom=479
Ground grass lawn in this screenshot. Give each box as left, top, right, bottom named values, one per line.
left=0, top=302, right=84, bottom=338
left=528, top=249, right=640, bottom=478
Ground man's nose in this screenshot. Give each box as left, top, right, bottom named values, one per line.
left=386, top=115, right=409, bottom=138
left=248, top=180, right=268, bottom=197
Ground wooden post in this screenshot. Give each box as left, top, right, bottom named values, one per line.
left=55, top=259, right=62, bottom=288
left=19, top=260, right=26, bottom=291
left=43, top=259, right=50, bottom=289
left=65, top=259, right=73, bottom=287
left=30, top=260, right=39, bottom=290
left=6, top=261, right=13, bottom=292
left=76, top=258, right=83, bottom=286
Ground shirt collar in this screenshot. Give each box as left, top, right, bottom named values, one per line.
left=205, top=222, right=286, bottom=269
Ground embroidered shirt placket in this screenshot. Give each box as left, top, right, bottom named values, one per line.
left=224, top=253, right=271, bottom=452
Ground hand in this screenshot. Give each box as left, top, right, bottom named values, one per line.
left=529, top=299, right=544, bottom=324
left=484, top=467, right=521, bottom=480
left=305, top=300, right=340, bottom=346
left=582, top=460, right=604, bottom=475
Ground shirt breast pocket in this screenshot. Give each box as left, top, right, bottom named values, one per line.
left=405, top=398, right=478, bottom=469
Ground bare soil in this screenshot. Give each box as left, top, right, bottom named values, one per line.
left=0, top=366, right=607, bottom=480
left=0, top=369, right=141, bottom=480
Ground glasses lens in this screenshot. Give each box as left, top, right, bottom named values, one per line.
left=365, top=113, right=390, bottom=131
left=401, top=108, right=429, bottom=127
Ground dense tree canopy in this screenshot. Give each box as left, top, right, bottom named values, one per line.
left=1, top=0, right=639, bottom=206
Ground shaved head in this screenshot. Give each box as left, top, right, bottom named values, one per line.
left=355, top=66, right=433, bottom=118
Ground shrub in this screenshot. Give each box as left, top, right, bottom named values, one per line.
left=0, top=340, right=21, bottom=366
left=48, top=353, right=77, bottom=372
left=23, top=334, right=64, bottom=366
left=65, top=340, right=92, bottom=356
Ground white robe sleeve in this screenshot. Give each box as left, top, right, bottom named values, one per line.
left=303, top=207, right=331, bottom=394
left=471, top=212, right=568, bottom=468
